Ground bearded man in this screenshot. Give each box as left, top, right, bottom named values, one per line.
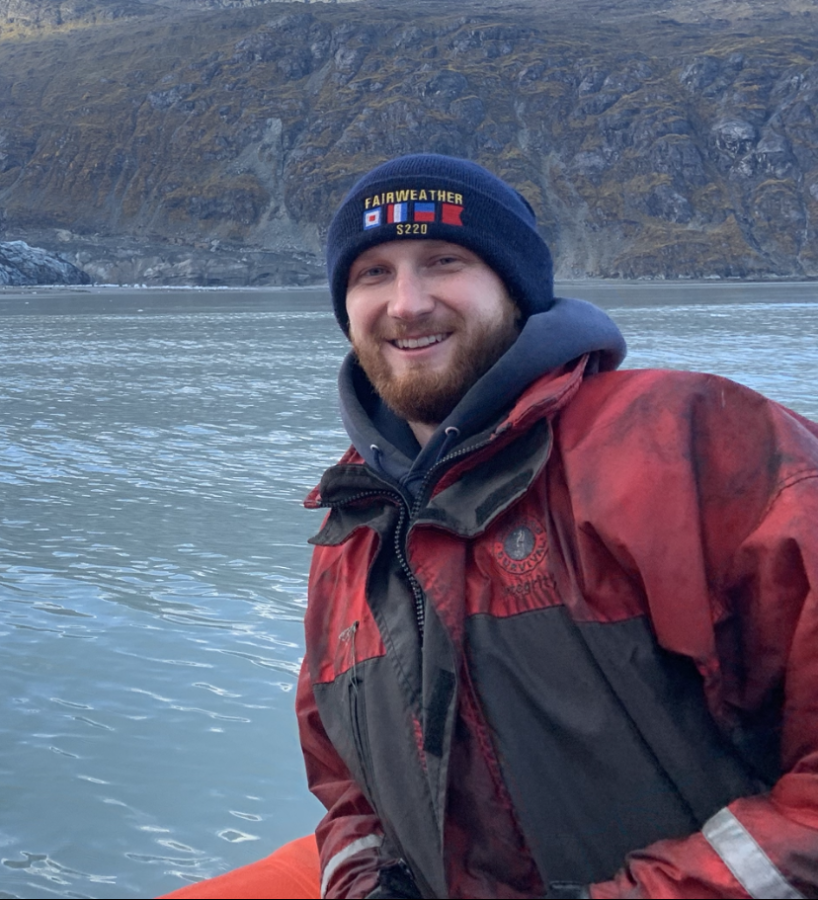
left=157, top=157, right=818, bottom=900
left=293, top=154, right=818, bottom=900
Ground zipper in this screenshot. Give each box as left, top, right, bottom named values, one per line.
left=318, top=433, right=498, bottom=640
left=403, top=434, right=500, bottom=638
left=392, top=500, right=426, bottom=636
left=348, top=672, right=377, bottom=804
left=318, top=484, right=431, bottom=638
left=410, top=433, right=497, bottom=516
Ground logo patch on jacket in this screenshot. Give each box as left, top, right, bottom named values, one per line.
left=494, top=518, right=547, bottom=574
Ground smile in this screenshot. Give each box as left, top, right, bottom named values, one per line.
left=392, top=333, right=449, bottom=350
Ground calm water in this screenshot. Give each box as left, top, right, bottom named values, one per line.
left=0, top=282, right=816, bottom=899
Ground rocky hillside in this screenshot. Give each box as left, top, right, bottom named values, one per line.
left=0, top=0, right=816, bottom=284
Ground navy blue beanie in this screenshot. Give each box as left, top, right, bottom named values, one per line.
left=326, top=154, right=554, bottom=334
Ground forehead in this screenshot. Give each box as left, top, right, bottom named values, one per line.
left=351, top=239, right=480, bottom=268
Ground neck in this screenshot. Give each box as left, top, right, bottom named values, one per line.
left=408, top=420, right=438, bottom=448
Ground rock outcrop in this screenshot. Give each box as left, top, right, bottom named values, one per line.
left=0, top=239, right=91, bottom=285
left=1, top=0, right=817, bottom=284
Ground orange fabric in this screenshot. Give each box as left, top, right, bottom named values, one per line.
left=158, top=835, right=320, bottom=900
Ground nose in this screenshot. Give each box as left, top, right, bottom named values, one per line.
left=387, top=263, right=435, bottom=320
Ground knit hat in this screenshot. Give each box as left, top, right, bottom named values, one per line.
left=326, top=154, right=554, bottom=334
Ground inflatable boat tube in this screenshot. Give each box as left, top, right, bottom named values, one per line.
left=158, top=834, right=320, bottom=899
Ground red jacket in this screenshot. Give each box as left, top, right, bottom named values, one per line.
left=298, top=361, right=818, bottom=899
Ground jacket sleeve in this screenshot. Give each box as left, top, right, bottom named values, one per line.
left=296, top=660, right=420, bottom=899
left=588, top=476, right=818, bottom=899
left=559, top=372, right=818, bottom=900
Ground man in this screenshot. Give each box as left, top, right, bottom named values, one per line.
left=297, top=154, right=818, bottom=899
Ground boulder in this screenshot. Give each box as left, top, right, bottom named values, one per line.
left=0, top=240, right=91, bottom=286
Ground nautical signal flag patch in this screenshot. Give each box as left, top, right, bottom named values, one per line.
left=363, top=208, right=382, bottom=229
left=441, top=203, right=463, bottom=225
left=387, top=202, right=408, bottom=223
left=361, top=188, right=465, bottom=232
left=413, top=202, right=436, bottom=222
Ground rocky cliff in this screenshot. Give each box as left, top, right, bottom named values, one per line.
left=1, top=0, right=816, bottom=284
left=0, top=239, right=91, bottom=284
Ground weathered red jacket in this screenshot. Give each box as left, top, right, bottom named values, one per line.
left=298, top=360, right=818, bottom=899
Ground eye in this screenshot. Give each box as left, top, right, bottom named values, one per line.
left=350, top=262, right=389, bottom=285
left=429, top=254, right=470, bottom=277
left=429, top=254, right=462, bottom=269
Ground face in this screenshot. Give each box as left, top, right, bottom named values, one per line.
left=346, top=240, right=520, bottom=427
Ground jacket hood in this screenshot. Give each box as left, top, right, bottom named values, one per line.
left=338, top=295, right=627, bottom=492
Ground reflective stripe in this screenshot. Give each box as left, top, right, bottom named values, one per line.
left=320, top=834, right=383, bottom=898
left=703, top=807, right=805, bottom=900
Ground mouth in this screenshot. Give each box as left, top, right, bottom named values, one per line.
left=391, top=333, right=449, bottom=350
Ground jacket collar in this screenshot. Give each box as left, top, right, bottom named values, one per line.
left=305, top=357, right=587, bottom=518
left=337, top=296, right=626, bottom=493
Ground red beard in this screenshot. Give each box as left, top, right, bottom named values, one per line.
left=351, top=299, right=520, bottom=426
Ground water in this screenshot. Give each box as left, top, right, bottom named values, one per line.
left=0, top=282, right=815, bottom=899
left=0, top=288, right=343, bottom=900
left=579, top=280, right=817, bottom=417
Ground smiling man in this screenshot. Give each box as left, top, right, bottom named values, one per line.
left=346, top=239, right=520, bottom=443
left=296, top=155, right=818, bottom=900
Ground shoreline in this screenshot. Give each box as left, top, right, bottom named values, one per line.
left=2, top=275, right=818, bottom=295
left=2, top=281, right=816, bottom=316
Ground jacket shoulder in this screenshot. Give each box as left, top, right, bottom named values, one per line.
left=558, top=367, right=818, bottom=451
left=553, top=368, right=818, bottom=559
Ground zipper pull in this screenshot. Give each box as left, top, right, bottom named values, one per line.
left=339, top=620, right=359, bottom=685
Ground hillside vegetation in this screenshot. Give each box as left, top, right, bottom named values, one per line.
left=1, top=0, right=816, bottom=284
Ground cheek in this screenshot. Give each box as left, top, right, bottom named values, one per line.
left=348, top=310, right=383, bottom=352
left=345, top=302, right=370, bottom=342
left=345, top=291, right=384, bottom=337
left=473, top=294, right=516, bottom=330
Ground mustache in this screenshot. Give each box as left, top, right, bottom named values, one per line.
left=373, top=316, right=461, bottom=341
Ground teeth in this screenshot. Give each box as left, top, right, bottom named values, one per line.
left=395, top=333, right=446, bottom=350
